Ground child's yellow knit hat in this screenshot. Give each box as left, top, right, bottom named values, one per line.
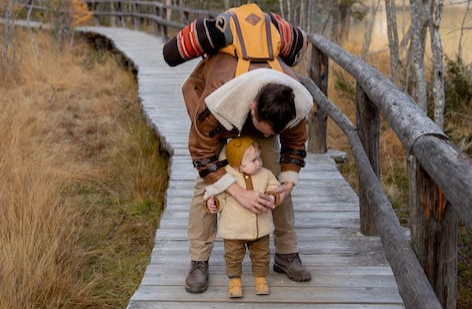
left=226, top=137, right=255, bottom=168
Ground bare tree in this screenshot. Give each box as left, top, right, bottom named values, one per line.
left=305, top=0, right=312, bottom=34
left=362, top=0, right=381, bottom=58
left=331, top=0, right=352, bottom=43
left=409, top=0, right=428, bottom=111
left=429, top=0, right=445, bottom=129
left=279, top=0, right=284, bottom=18
left=287, top=0, right=292, bottom=22
left=278, top=0, right=334, bottom=37
left=402, top=0, right=446, bottom=126
left=299, top=0, right=305, bottom=30
left=385, top=0, right=400, bottom=82
left=457, top=0, right=471, bottom=61
left=2, top=0, right=16, bottom=71
left=166, top=0, right=172, bottom=21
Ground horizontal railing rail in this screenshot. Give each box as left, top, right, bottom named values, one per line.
left=23, top=0, right=216, bottom=38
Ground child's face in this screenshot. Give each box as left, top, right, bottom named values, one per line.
left=239, top=145, right=262, bottom=175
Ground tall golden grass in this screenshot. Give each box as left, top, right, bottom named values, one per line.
left=1, top=30, right=91, bottom=309
left=0, top=100, right=88, bottom=308
left=1, top=27, right=167, bottom=308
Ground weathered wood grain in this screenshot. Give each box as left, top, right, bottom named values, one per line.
left=356, top=83, right=380, bottom=236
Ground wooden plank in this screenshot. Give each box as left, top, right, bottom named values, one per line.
left=152, top=240, right=385, bottom=255
left=148, top=253, right=389, bottom=267
left=130, top=285, right=403, bottom=304
left=143, top=264, right=395, bottom=276
left=128, top=303, right=405, bottom=309
left=160, top=209, right=360, bottom=220
left=162, top=201, right=360, bottom=213
left=140, top=272, right=399, bottom=288
left=155, top=227, right=366, bottom=240
left=157, top=216, right=360, bottom=229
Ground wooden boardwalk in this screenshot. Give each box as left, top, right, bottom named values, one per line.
left=77, top=26, right=406, bottom=309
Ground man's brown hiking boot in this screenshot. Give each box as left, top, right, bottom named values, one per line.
left=273, top=253, right=311, bottom=282
left=185, top=260, right=209, bottom=293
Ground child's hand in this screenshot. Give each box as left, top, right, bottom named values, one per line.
left=265, top=191, right=281, bottom=206
left=206, top=196, right=218, bottom=214
left=272, top=182, right=293, bottom=205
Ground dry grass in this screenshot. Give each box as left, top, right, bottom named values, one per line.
left=0, top=27, right=167, bottom=309
left=0, top=101, right=87, bottom=308
left=299, top=43, right=409, bottom=217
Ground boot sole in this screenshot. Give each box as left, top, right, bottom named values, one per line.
left=185, top=283, right=208, bottom=293
left=184, top=275, right=209, bottom=293
left=255, top=290, right=270, bottom=295
left=228, top=292, right=243, bottom=298
left=273, top=263, right=312, bottom=282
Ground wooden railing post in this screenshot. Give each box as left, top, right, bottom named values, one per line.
left=308, top=45, right=328, bottom=153
left=109, top=0, right=116, bottom=27
left=179, top=8, right=187, bottom=24
left=183, top=10, right=190, bottom=25
left=92, top=1, right=100, bottom=26
left=161, top=6, right=168, bottom=40
left=356, top=83, right=380, bottom=236
left=132, top=1, right=140, bottom=30
left=408, top=156, right=458, bottom=309
left=154, top=6, right=162, bottom=36
left=117, top=1, right=124, bottom=27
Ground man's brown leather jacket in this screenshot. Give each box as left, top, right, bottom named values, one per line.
left=181, top=52, right=309, bottom=185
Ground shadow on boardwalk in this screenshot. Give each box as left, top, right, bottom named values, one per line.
left=74, top=26, right=405, bottom=309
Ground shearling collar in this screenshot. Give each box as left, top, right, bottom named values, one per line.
left=204, top=68, right=313, bottom=132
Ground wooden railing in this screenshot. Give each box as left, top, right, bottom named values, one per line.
left=85, top=0, right=218, bottom=38
left=300, top=34, right=472, bottom=309
left=22, top=2, right=472, bottom=309
left=25, top=0, right=217, bottom=38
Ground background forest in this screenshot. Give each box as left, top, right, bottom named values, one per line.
left=1, top=0, right=471, bottom=308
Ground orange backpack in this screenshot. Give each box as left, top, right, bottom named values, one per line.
left=219, top=3, right=283, bottom=77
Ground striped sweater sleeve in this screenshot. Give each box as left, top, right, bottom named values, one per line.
left=268, top=13, right=307, bottom=66
left=163, top=16, right=231, bottom=67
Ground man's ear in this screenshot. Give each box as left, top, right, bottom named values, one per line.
left=250, top=100, right=256, bottom=112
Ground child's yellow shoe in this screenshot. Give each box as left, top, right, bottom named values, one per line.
left=254, top=276, right=270, bottom=295
left=228, top=277, right=243, bottom=298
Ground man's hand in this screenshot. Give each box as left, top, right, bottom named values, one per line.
left=273, top=182, right=294, bottom=203
left=226, top=183, right=275, bottom=214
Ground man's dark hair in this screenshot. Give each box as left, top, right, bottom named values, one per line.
left=255, top=83, right=296, bottom=134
